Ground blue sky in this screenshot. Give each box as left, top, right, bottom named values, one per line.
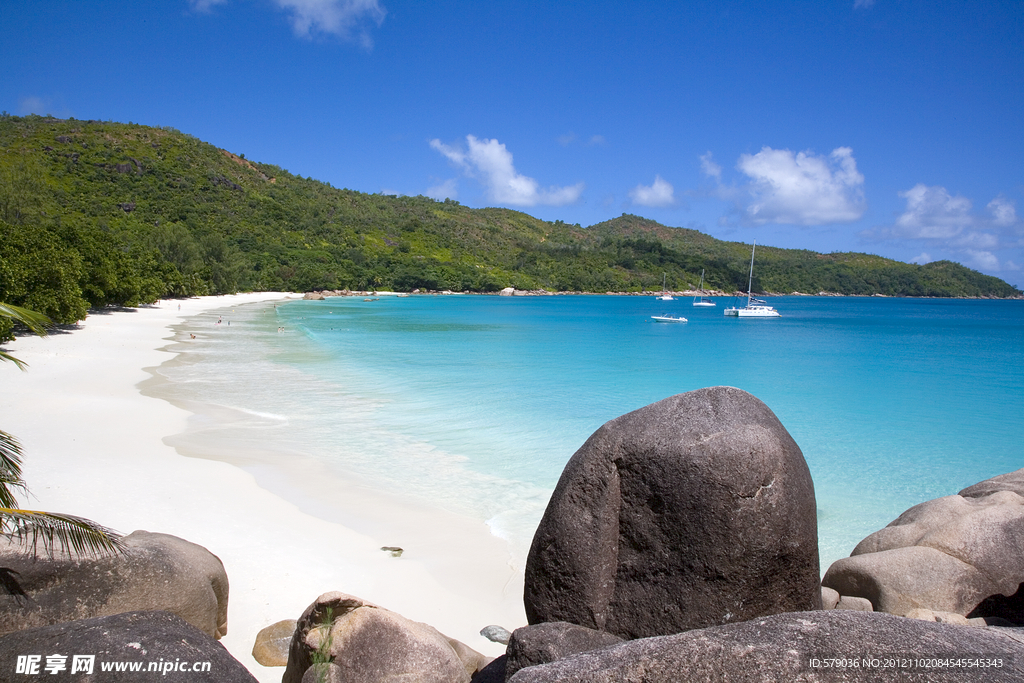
left=3, top=1, right=1022, bottom=286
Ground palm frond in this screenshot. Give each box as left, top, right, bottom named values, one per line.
left=1, top=302, right=51, bottom=370
left=0, top=303, right=50, bottom=337
left=0, top=349, right=31, bottom=371
left=1, top=508, right=128, bottom=558
left=0, top=431, right=26, bottom=509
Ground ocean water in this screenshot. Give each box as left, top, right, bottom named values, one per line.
left=152, top=294, right=1024, bottom=573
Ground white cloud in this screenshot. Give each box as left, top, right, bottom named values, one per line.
left=426, top=178, right=458, bottom=201
left=894, top=184, right=973, bottom=239
left=988, top=196, right=1018, bottom=226
left=629, top=175, right=675, bottom=208
left=864, top=184, right=1024, bottom=278
left=275, top=0, right=385, bottom=44
left=737, top=146, right=866, bottom=225
left=191, top=0, right=386, bottom=45
left=954, top=231, right=999, bottom=250
left=187, top=0, right=227, bottom=11
left=429, top=135, right=584, bottom=207
left=965, top=250, right=1000, bottom=271
left=430, top=139, right=466, bottom=166
left=16, top=95, right=71, bottom=118
left=700, top=152, right=722, bottom=180
left=17, top=96, right=47, bottom=116
left=909, top=252, right=932, bottom=265
left=588, top=135, right=606, bottom=146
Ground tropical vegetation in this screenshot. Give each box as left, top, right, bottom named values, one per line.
left=0, top=113, right=1018, bottom=338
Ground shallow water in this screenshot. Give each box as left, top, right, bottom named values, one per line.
left=151, top=294, right=1024, bottom=573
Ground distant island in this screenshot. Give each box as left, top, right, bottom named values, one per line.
left=1, top=114, right=1019, bottom=337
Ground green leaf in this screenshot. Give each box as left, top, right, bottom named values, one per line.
left=1, top=508, right=128, bottom=558
left=0, top=430, right=26, bottom=509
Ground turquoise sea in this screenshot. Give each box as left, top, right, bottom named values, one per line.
left=154, top=295, right=1024, bottom=573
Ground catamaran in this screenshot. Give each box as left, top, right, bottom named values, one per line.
left=692, top=269, right=716, bottom=307
left=724, top=241, right=780, bottom=318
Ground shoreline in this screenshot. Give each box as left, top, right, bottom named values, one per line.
left=0, top=294, right=525, bottom=682
left=304, top=288, right=1024, bottom=300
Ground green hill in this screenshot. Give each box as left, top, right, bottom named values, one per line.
left=1, top=114, right=1018, bottom=337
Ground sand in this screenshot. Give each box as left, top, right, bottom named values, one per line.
left=0, top=294, right=527, bottom=682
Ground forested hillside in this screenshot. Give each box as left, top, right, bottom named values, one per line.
left=1, top=114, right=1018, bottom=338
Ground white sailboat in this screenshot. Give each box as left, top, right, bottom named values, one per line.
left=658, top=273, right=674, bottom=301
left=692, top=269, right=716, bottom=307
left=724, top=241, right=780, bottom=318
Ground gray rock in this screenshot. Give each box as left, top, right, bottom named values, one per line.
left=472, top=655, right=507, bottom=683
left=959, top=467, right=1024, bottom=499
left=0, top=530, right=229, bottom=639
left=822, top=478, right=1024, bottom=624
left=252, top=619, right=296, bottom=667
left=821, top=586, right=840, bottom=610
left=447, top=636, right=493, bottom=678
left=506, top=610, right=1024, bottom=682
left=282, top=591, right=485, bottom=683
left=480, top=624, right=511, bottom=644
left=0, top=610, right=257, bottom=682
left=905, top=608, right=970, bottom=626
left=524, top=387, right=820, bottom=639
left=301, top=663, right=341, bottom=682
left=835, top=596, right=874, bottom=612
left=505, top=622, right=623, bottom=681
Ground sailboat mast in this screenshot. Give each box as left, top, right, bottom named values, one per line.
left=747, top=240, right=756, bottom=305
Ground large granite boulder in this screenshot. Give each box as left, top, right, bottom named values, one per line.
left=505, top=622, right=623, bottom=681
left=822, top=469, right=1024, bottom=623
left=0, top=610, right=257, bottom=682
left=524, top=387, right=820, bottom=639
left=506, top=610, right=1024, bottom=682
left=283, top=591, right=489, bottom=683
left=0, top=530, right=229, bottom=639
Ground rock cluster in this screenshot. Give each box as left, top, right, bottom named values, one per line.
left=5, top=390, right=1022, bottom=682
left=499, top=390, right=1023, bottom=681
left=823, top=468, right=1024, bottom=624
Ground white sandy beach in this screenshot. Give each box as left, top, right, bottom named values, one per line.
left=1, top=294, right=526, bottom=682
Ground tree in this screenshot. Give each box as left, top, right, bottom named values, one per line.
left=1, top=302, right=126, bottom=557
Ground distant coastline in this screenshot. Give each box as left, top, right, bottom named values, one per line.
left=301, top=288, right=1024, bottom=300
left=2, top=114, right=1018, bottom=344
